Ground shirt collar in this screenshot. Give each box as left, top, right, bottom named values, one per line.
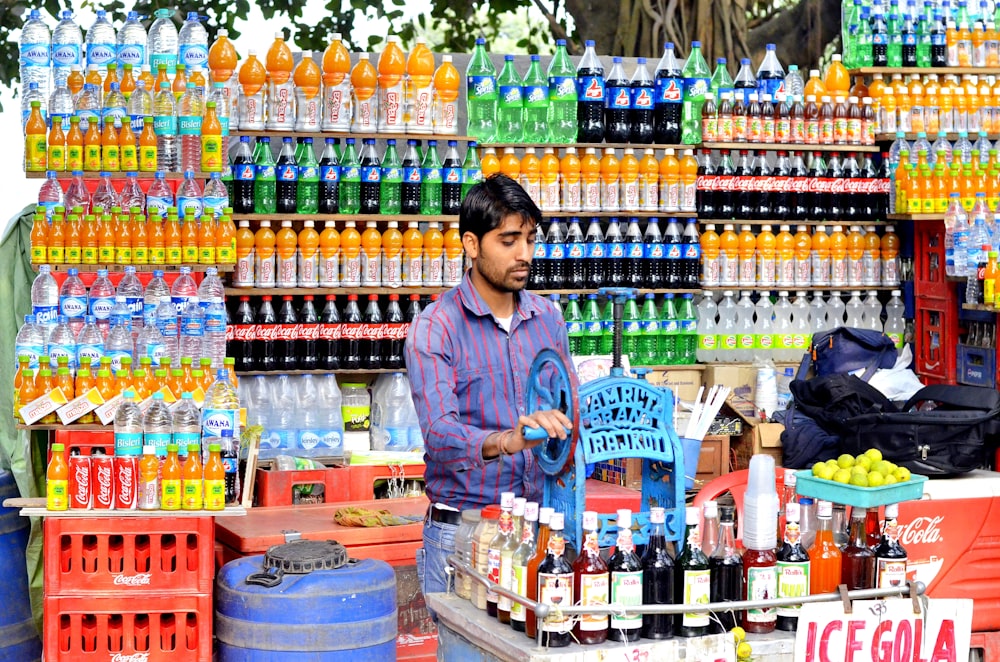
left=457, top=270, right=548, bottom=322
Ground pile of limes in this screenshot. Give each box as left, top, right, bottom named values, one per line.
left=810, top=449, right=912, bottom=487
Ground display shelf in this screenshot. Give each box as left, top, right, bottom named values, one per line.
left=702, top=141, right=880, bottom=153
left=24, top=171, right=214, bottom=180
left=542, top=210, right=698, bottom=218
left=877, top=132, right=1000, bottom=142
left=229, top=213, right=456, bottom=223
left=5, top=498, right=246, bottom=518
left=702, top=285, right=898, bottom=291
left=887, top=213, right=943, bottom=221
left=16, top=423, right=108, bottom=431
left=849, top=66, right=1000, bottom=75
left=230, top=129, right=474, bottom=142
left=483, top=142, right=691, bottom=150
left=963, top=303, right=1000, bottom=313
left=225, top=285, right=454, bottom=296
left=530, top=288, right=699, bottom=296
left=235, top=368, right=406, bottom=376
left=698, top=218, right=891, bottom=226
left=34, top=263, right=235, bottom=273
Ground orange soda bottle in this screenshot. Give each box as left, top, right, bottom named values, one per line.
left=679, top=149, right=698, bottom=212
left=74, top=367, right=95, bottom=423
left=619, top=148, right=640, bottom=211
left=120, top=64, right=136, bottom=99
left=255, top=220, right=277, bottom=286
left=188, top=65, right=206, bottom=93
left=138, top=117, right=157, bottom=172
left=164, top=213, right=182, bottom=265
left=638, top=148, right=659, bottom=212
left=480, top=147, right=500, bottom=178
left=47, top=117, right=66, bottom=172
left=756, top=224, right=776, bottom=287
left=360, top=221, right=382, bottom=286
left=659, top=148, right=680, bottom=212
left=67, top=66, right=85, bottom=96
left=131, top=213, right=148, bottom=265
left=823, top=55, right=849, bottom=96
left=443, top=222, right=464, bottom=286
left=794, top=225, right=813, bottom=285
left=47, top=443, right=69, bottom=511
left=65, top=214, right=81, bottom=264
left=804, top=68, right=827, bottom=99
left=172, top=64, right=188, bottom=100
left=203, top=443, right=225, bottom=511
left=118, top=120, right=137, bottom=171
left=882, top=225, right=900, bottom=285
left=233, top=220, right=255, bottom=286
left=81, top=215, right=98, bottom=264
left=297, top=220, right=319, bottom=285
left=209, top=28, right=239, bottom=86
left=66, top=116, right=84, bottom=171
left=24, top=101, right=47, bottom=172
left=147, top=213, right=165, bottom=264
left=599, top=147, right=620, bottom=212
left=775, top=224, right=795, bottom=286
left=561, top=147, right=583, bottom=212
left=812, top=227, right=831, bottom=286
left=432, top=55, right=461, bottom=134
left=580, top=148, right=602, bottom=212
left=350, top=54, right=378, bottom=133
left=37, top=369, right=56, bottom=422
left=266, top=33, right=295, bottom=130
left=198, top=212, right=217, bottom=265
left=499, top=147, right=521, bottom=179
left=85, top=64, right=102, bottom=89
left=115, top=213, right=132, bottom=264
left=30, top=213, right=48, bottom=264
left=103, top=63, right=120, bottom=94
left=340, top=220, right=362, bottom=285
left=377, top=36, right=406, bottom=131
left=216, top=213, right=236, bottom=265
left=737, top=224, right=756, bottom=286
left=48, top=215, right=65, bottom=264
left=153, top=63, right=170, bottom=95
left=292, top=52, right=322, bottom=133
left=846, top=225, right=865, bottom=286
left=238, top=51, right=267, bottom=129
left=182, top=444, right=203, bottom=510
left=422, top=221, right=444, bottom=286
left=181, top=210, right=199, bottom=263
left=828, top=224, right=848, bottom=286
left=97, top=214, right=115, bottom=263
left=136, top=444, right=160, bottom=511
left=382, top=220, right=403, bottom=287
left=201, top=101, right=223, bottom=172
left=519, top=147, right=542, bottom=206
left=405, top=38, right=435, bottom=132
left=318, top=221, right=341, bottom=287
left=100, top=119, right=119, bottom=171
left=538, top=147, right=559, bottom=212
left=700, top=224, right=721, bottom=286
left=321, top=33, right=352, bottom=131
left=401, top=221, right=423, bottom=286
left=161, top=444, right=182, bottom=511
left=718, top=224, right=739, bottom=286
left=56, top=366, right=74, bottom=400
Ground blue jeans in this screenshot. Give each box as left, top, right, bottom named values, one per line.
left=416, top=515, right=458, bottom=603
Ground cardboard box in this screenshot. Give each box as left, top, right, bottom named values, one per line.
left=647, top=368, right=703, bottom=403
left=715, top=401, right=785, bottom=470
left=703, top=365, right=759, bottom=418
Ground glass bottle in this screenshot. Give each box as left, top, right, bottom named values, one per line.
left=776, top=501, right=810, bottom=631
left=842, top=507, right=876, bottom=590
left=525, top=507, right=554, bottom=639
left=701, top=500, right=720, bottom=558
left=536, top=512, right=574, bottom=648
left=498, top=497, right=525, bottom=624
left=874, top=503, right=908, bottom=589
left=832, top=503, right=849, bottom=548
left=742, top=526, right=778, bottom=633
left=573, top=510, right=609, bottom=644
left=641, top=506, right=674, bottom=640
left=473, top=506, right=500, bottom=611
left=709, top=504, right=743, bottom=633
left=808, top=500, right=843, bottom=594
left=608, top=508, right=643, bottom=642
left=454, top=509, right=481, bottom=601
left=799, top=497, right=817, bottom=550
left=487, top=492, right=516, bottom=619
left=511, top=502, right=539, bottom=632
left=865, top=506, right=882, bottom=548
left=674, top=506, right=711, bottom=638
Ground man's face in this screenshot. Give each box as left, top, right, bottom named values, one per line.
left=464, top=213, right=536, bottom=293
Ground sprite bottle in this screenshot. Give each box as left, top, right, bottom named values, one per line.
left=462, top=141, right=482, bottom=199
left=296, top=137, right=319, bottom=214
left=564, top=294, right=584, bottom=355
left=380, top=139, right=403, bottom=215
left=338, top=138, right=361, bottom=215
left=581, top=294, right=602, bottom=355
left=680, top=41, right=711, bottom=145
left=466, top=38, right=497, bottom=143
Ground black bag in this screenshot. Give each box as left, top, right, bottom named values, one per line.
left=810, top=327, right=898, bottom=379
left=839, top=384, right=1000, bottom=476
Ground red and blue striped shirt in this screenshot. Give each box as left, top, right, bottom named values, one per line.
left=404, top=272, right=572, bottom=511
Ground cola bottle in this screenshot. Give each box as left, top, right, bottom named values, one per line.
left=319, top=138, right=340, bottom=214
left=341, top=294, right=362, bottom=370
left=384, top=294, right=405, bottom=370
left=529, top=223, right=548, bottom=290
left=807, top=152, right=827, bottom=220
left=735, top=150, right=754, bottom=220
left=696, top=149, right=716, bottom=218
left=276, top=139, right=298, bottom=214
left=604, top=58, right=630, bottom=143
left=320, top=295, right=341, bottom=371
left=869, top=154, right=886, bottom=219
left=233, top=138, right=255, bottom=214
left=362, top=294, right=382, bottom=370
left=546, top=219, right=568, bottom=289
left=629, top=58, right=655, bottom=144
left=233, top=296, right=255, bottom=372
left=643, top=219, right=664, bottom=288
left=716, top=151, right=735, bottom=219
left=772, top=151, right=792, bottom=221
left=752, top=151, right=771, bottom=220
left=653, top=43, right=683, bottom=144
left=664, top=219, right=682, bottom=287
left=584, top=219, right=606, bottom=289
left=624, top=218, right=644, bottom=287
left=277, top=295, right=298, bottom=371
left=299, top=295, right=319, bottom=371
left=790, top=151, right=809, bottom=221
left=255, top=296, right=277, bottom=372
left=681, top=219, right=701, bottom=288
left=566, top=218, right=586, bottom=289
left=405, top=294, right=422, bottom=323
left=827, top=153, right=843, bottom=222
left=604, top=219, right=625, bottom=287
left=842, top=153, right=861, bottom=222
left=360, top=139, right=381, bottom=215
left=401, top=139, right=422, bottom=215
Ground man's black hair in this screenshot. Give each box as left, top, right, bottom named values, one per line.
left=458, top=174, right=542, bottom=241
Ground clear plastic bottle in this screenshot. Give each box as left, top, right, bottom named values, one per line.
left=753, top=295, right=774, bottom=363
left=153, top=81, right=178, bottom=172
left=845, top=291, right=866, bottom=328
left=105, top=312, right=134, bottom=372
left=135, top=314, right=167, bottom=366
left=910, top=132, right=932, bottom=161
left=172, top=391, right=201, bottom=449
left=955, top=130, right=974, bottom=164
left=37, top=172, right=63, bottom=219
left=64, top=171, right=91, bottom=214
left=197, top=267, right=225, bottom=303
left=317, top=374, right=344, bottom=453
left=127, top=80, right=153, bottom=140
left=888, top=132, right=910, bottom=170
left=88, top=268, right=115, bottom=334
left=951, top=205, right=972, bottom=277
left=177, top=83, right=203, bottom=172
left=48, top=315, right=78, bottom=370
left=146, top=172, right=174, bottom=218
left=110, top=295, right=132, bottom=333
left=31, top=265, right=60, bottom=333
left=76, top=315, right=104, bottom=367
left=21, top=83, right=47, bottom=129
left=202, top=296, right=227, bottom=368
left=974, top=132, right=993, bottom=163
left=114, top=389, right=144, bottom=456
left=49, top=84, right=75, bottom=128
left=14, top=314, right=46, bottom=369
left=178, top=12, right=209, bottom=70
left=791, top=291, right=812, bottom=358
left=143, top=270, right=169, bottom=325
left=863, top=290, right=884, bottom=333
left=171, top=266, right=198, bottom=315
left=147, top=9, right=178, bottom=74
left=695, top=294, right=718, bottom=363
left=884, top=290, right=905, bottom=349
left=52, top=11, right=83, bottom=90
left=772, top=292, right=794, bottom=362
left=734, top=291, right=756, bottom=362
left=58, top=267, right=87, bottom=333
left=154, top=295, right=179, bottom=363
left=202, top=369, right=241, bottom=504
left=809, top=293, right=829, bottom=338
left=85, top=10, right=117, bottom=75
left=176, top=170, right=204, bottom=220
left=20, top=9, right=51, bottom=97
left=92, top=172, right=120, bottom=211
left=117, top=12, right=147, bottom=69
left=783, top=64, right=805, bottom=98
left=120, top=172, right=144, bottom=212
left=715, top=291, right=738, bottom=363
left=203, top=172, right=229, bottom=218
left=75, top=83, right=101, bottom=135
left=179, top=297, right=204, bottom=362
left=144, top=391, right=174, bottom=454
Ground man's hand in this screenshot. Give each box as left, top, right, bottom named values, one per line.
left=510, top=409, right=574, bottom=454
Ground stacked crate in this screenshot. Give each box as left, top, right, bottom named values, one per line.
left=912, top=220, right=959, bottom=384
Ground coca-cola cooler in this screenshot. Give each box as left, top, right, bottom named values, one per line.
left=897, top=471, right=1000, bottom=632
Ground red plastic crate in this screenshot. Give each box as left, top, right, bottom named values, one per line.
left=913, top=219, right=949, bottom=299
left=52, top=430, right=113, bottom=462
left=914, top=297, right=959, bottom=384
left=253, top=462, right=352, bottom=506
left=347, top=462, right=426, bottom=501
left=44, top=593, right=211, bottom=662
left=44, top=516, right=215, bottom=596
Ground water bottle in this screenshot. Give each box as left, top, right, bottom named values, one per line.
left=317, top=374, right=344, bottom=453
left=179, top=297, right=204, bottom=362
left=52, top=11, right=83, bottom=90
left=153, top=81, right=178, bottom=172
left=178, top=12, right=208, bottom=70
left=176, top=170, right=204, bottom=219
left=109, top=295, right=132, bottom=334
left=734, top=291, right=756, bottom=362
left=172, top=392, right=202, bottom=452
left=266, top=375, right=295, bottom=450
left=15, top=315, right=46, bottom=369
left=49, top=84, right=75, bottom=129
left=115, top=266, right=142, bottom=331
left=59, top=267, right=88, bottom=333
left=715, top=291, right=737, bottom=363
left=120, top=172, right=144, bottom=212
left=144, top=393, right=173, bottom=455
left=87, top=268, right=114, bottom=334
left=496, top=55, right=523, bottom=143
left=20, top=9, right=51, bottom=98
left=465, top=38, right=497, bottom=143
left=21, top=83, right=46, bottom=130
left=47, top=315, right=78, bottom=370
left=576, top=40, right=605, bottom=143
left=155, top=296, right=179, bottom=363
left=178, top=84, right=203, bottom=173
left=952, top=208, right=971, bottom=277
left=76, top=315, right=104, bottom=367
left=117, top=12, right=146, bottom=69
left=85, top=10, right=116, bottom=75
left=114, top=391, right=144, bottom=457
left=695, top=294, right=718, bottom=363
left=147, top=9, right=178, bottom=74
left=944, top=193, right=967, bottom=276
left=31, top=265, right=59, bottom=334
left=809, top=293, right=829, bottom=339
left=171, top=266, right=198, bottom=316
left=105, top=315, right=134, bottom=373
left=203, top=297, right=227, bottom=368
left=37, top=172, right=63, bottom=220
left=145, top=173, right=174, bottom=220
left=845, top=291, right=866, bottom=328
left=884, top=290, right=905, bottom=349
left=974, top=132, right=993, bottom=163
left=863, top=291, right=884, bottom=333
left=92, top=173, right=120, bottom=211
left=753, top=295, right=774, bottom=362
left=197, top=267, right=225, bottom=304
left=790, top=291, right=812, bottom=358
left=203, top=172, right=229, bottom=219
left=134, top=314, right=166, bottom=366
left=75, top=83, right=101, bottom=135
left=547, top=40, right=577, bottom=143
left=783, top=64, right=805, bottom=98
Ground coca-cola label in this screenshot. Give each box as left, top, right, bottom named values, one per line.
left=233, top=324, right=257, bottom=342
left=341, top=323, right=364, bottom=341
left=319, top=324, right=343, bottom=341
left=829, top=178, right=846, bottom=195
left=696, top=174, right=716, bottom=191
left=256, top=324, right=279, bottom=342
left=113, top=573, right=152, bottom=586
left=114, top=456, right=138, bottom=510
left=92, top=457, right=113, bottom=509
left=383, top=323, right=409, bottom=340
left=734, top=176, right=752, bottom=193
left=299, top=324, right=320, bottom=341
left=362, top=323, right=384, bottom=340
left=275, top=324, right=298, bottom=342
left=791, top=177, right=810, bottom=195
left=68, top=456, right=91, bottom=509
left=110, top=654, right=151, bottom=662
left=226, top=325, right=235, bottom=342
left=898, top=516, right=944, bottom=546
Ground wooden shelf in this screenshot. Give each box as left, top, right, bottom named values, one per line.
left=35, top=263, right=234, bottom=273
left=702, top=285, right=898, bottom=292
left=230, top=130, right=474, bottom=142
left=225, top=286, right=453, bottom=296
left=963, top=303, right=1000, bottom=313
left=877, top=132, right=1000, bottom=142
left=531, top=288, right=699, bottom=296
left=236, top=368, right=406, bottom=376
left=699, top=219, right=890, bottom=226
left=701, top=141, right=879, bottom=153
left=5, top=497, right=246, bottom=518
left=25, top=171, right=215, bottom=180
left=886, top=213, right=942, bottom=222
left=850, top=66, right=1000, bottom=76
left=541, top=211, right=698, bottom=218
left=483, top=142, right=692, bottom=151
left=16, top=423, right=108, bottom=431
left=229, top=213, right=456, bottom=223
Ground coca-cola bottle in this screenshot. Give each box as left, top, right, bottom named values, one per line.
left=789, top=151, right=809, bottom=221
left=299, top=295, right=319, bottom=371
left=255, top=296, right=277, bottom=372
left=406, top=294, right=423, bottom=323
left=863, top=153, right=881, bottom=219
left=233, top=296, right=256, bottom=372
left=735, top=150, right=754, bottom=220
left=842, top=153, right=861, bottom=222
left=716, top=151, right=735, bottom=219
left=341, top=294, right=362, bottom=370
left=277, top=296, right=298, bottom=371
left=384, top=294, right=405, bottom=370
left=320, top=295, right=341, bottom=371
left=826, top=153, right=843, bottom=222
left=696, top=149, right=716, bottom=218
left=772, top=151, right=791, bottom=221
left=362, top=294, right=383, bottom=370
left=752, top=150, right=771, bottom=220
left=807, top=152, right=827, bottom=220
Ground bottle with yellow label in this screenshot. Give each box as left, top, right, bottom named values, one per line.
left=48, top=117, right=66, bottom=172
left=161, top=443, right=182, bottom=510
left=66, top=117, right=84, bottom=171
left=47, top=443, right=69, bottom=511
left=101, top=119, right=120, bottom=172
left=182, top=444, right=204, bottom=510
left=83, top=119, right=102, bottom=172
left=119, top=119, right=138, bottom=171
left=139, top=117, right=158, bottom=172
left=24, top=101, right=47, bottom=172
left=204, top=443, right=226, bottom=510
left=201, top=101, right=223, bottom=172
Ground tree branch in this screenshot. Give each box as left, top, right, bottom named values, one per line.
left=531, top=0, right=571, bottom=44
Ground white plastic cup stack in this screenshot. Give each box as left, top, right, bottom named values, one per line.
left=742, top=454, right=779, bottom=551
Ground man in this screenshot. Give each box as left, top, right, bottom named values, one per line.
left=405, top=174, right=573, bottom=598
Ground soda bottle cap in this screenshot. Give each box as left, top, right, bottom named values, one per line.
left=142, top=445, right=155, bottom=455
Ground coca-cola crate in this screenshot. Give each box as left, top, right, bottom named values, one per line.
left=44, top=593, right=211, bottom=662
left=51, top=430, right=113, bottom=463
left=348, top=462, right=426, bottom=501
left=913, top=219, right=950, bottom=299
left=254, top=461, right=351, bottom=506
left=44, top=516, right=214, bottom=596
left=914, top=297, right=959, bottom=385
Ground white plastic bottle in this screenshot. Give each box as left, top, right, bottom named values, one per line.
left=172, top=392, right=202, bottom=451
left=147, top=9, right=178, bottom=74
left=105, top=315, right=134, bottom=373
left=179, top=297, right=204, bottom=362
left=20, top=10, right=51, bottom=98
left=177, top=85, right=204, bottom=174
left=178, top=12, right=208, bottom=70
left=14, top=314, right=46, bottom=369
left=49, top=83, right=75, bottom=128
left=143, top=270, right=170, bottom=324
left=143, top=392, right=173, bottom=454
left=317, top=374, right=344, bottom=454
left=827, top=291, right=845, bottom=329
left=884, top=291, right=905, bottom=349
left=48, top=315, right=78, bottom=370
left=117, top=12, right=147, bottom=69
left=118, top=266, right=145, bottom=331
left=734, top=291, right=756, bottom=363
left=88, top=268, right=115, bottom=335
left=809, top=293, right=829, bottom=339
left=863, top=291, right=884, bottom=333
left=772, top=292, right=794, bottom=362
left=59, top=267, right=88, bottom=334
left=76, top=315, right=104, bottom=367
left=202, top=297, right=227, bottom=368
left=845, top=291, right=865, bottom=328
left=791, top=291, right=812, bottom=359
left=51, top=11, right=83, bottom=90
left=85, top=10, right=116, bottom=75
left=171, top=266, right=198, bottom=316
left=135, top=315, right=166, bottom=367
left=203, top=172, right=229, bottom=219
left=695, top=294, right=718, bottom=363
left=716, top=291, right=738, bottom=363
left=153, top=83, right=178, bottom=172
left=114, top=390, right=144, bottom=459
left=154, top=296, right=179, bottom=364
left=31, top=265, right=59, bottom=334
left=176, top=170, right=204, bottom=220
left=753, top=294, right=774, bottom=363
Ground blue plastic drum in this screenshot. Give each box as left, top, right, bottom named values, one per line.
left=215, top=540, right=397, bottom=661
left=0, top=469, right=41, bottom=662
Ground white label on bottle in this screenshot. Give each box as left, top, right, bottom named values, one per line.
left=610, top=570, right=643, bottom=629
left=578, top=572, right=609, bottom=631
left=498, top=552, right=514, bottom=612
left=681, top=569, right=711, bottom=627
left=538, top=572, right=574, bottom=632
left=486, top=547, right=501, bottom=603
left=746, top=565, right=777, bottom=623
left=777, top=560, right=810, bottom=617
left=877, top=558, right=908, bottom=589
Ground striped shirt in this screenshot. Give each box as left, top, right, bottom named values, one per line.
left=404, top=272, right=572, bottom=511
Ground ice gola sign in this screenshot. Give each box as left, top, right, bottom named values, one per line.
left=794, top=598, right=972, bottom=662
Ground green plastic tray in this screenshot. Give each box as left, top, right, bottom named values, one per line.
left=794, top=470, right=928, bottom=508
